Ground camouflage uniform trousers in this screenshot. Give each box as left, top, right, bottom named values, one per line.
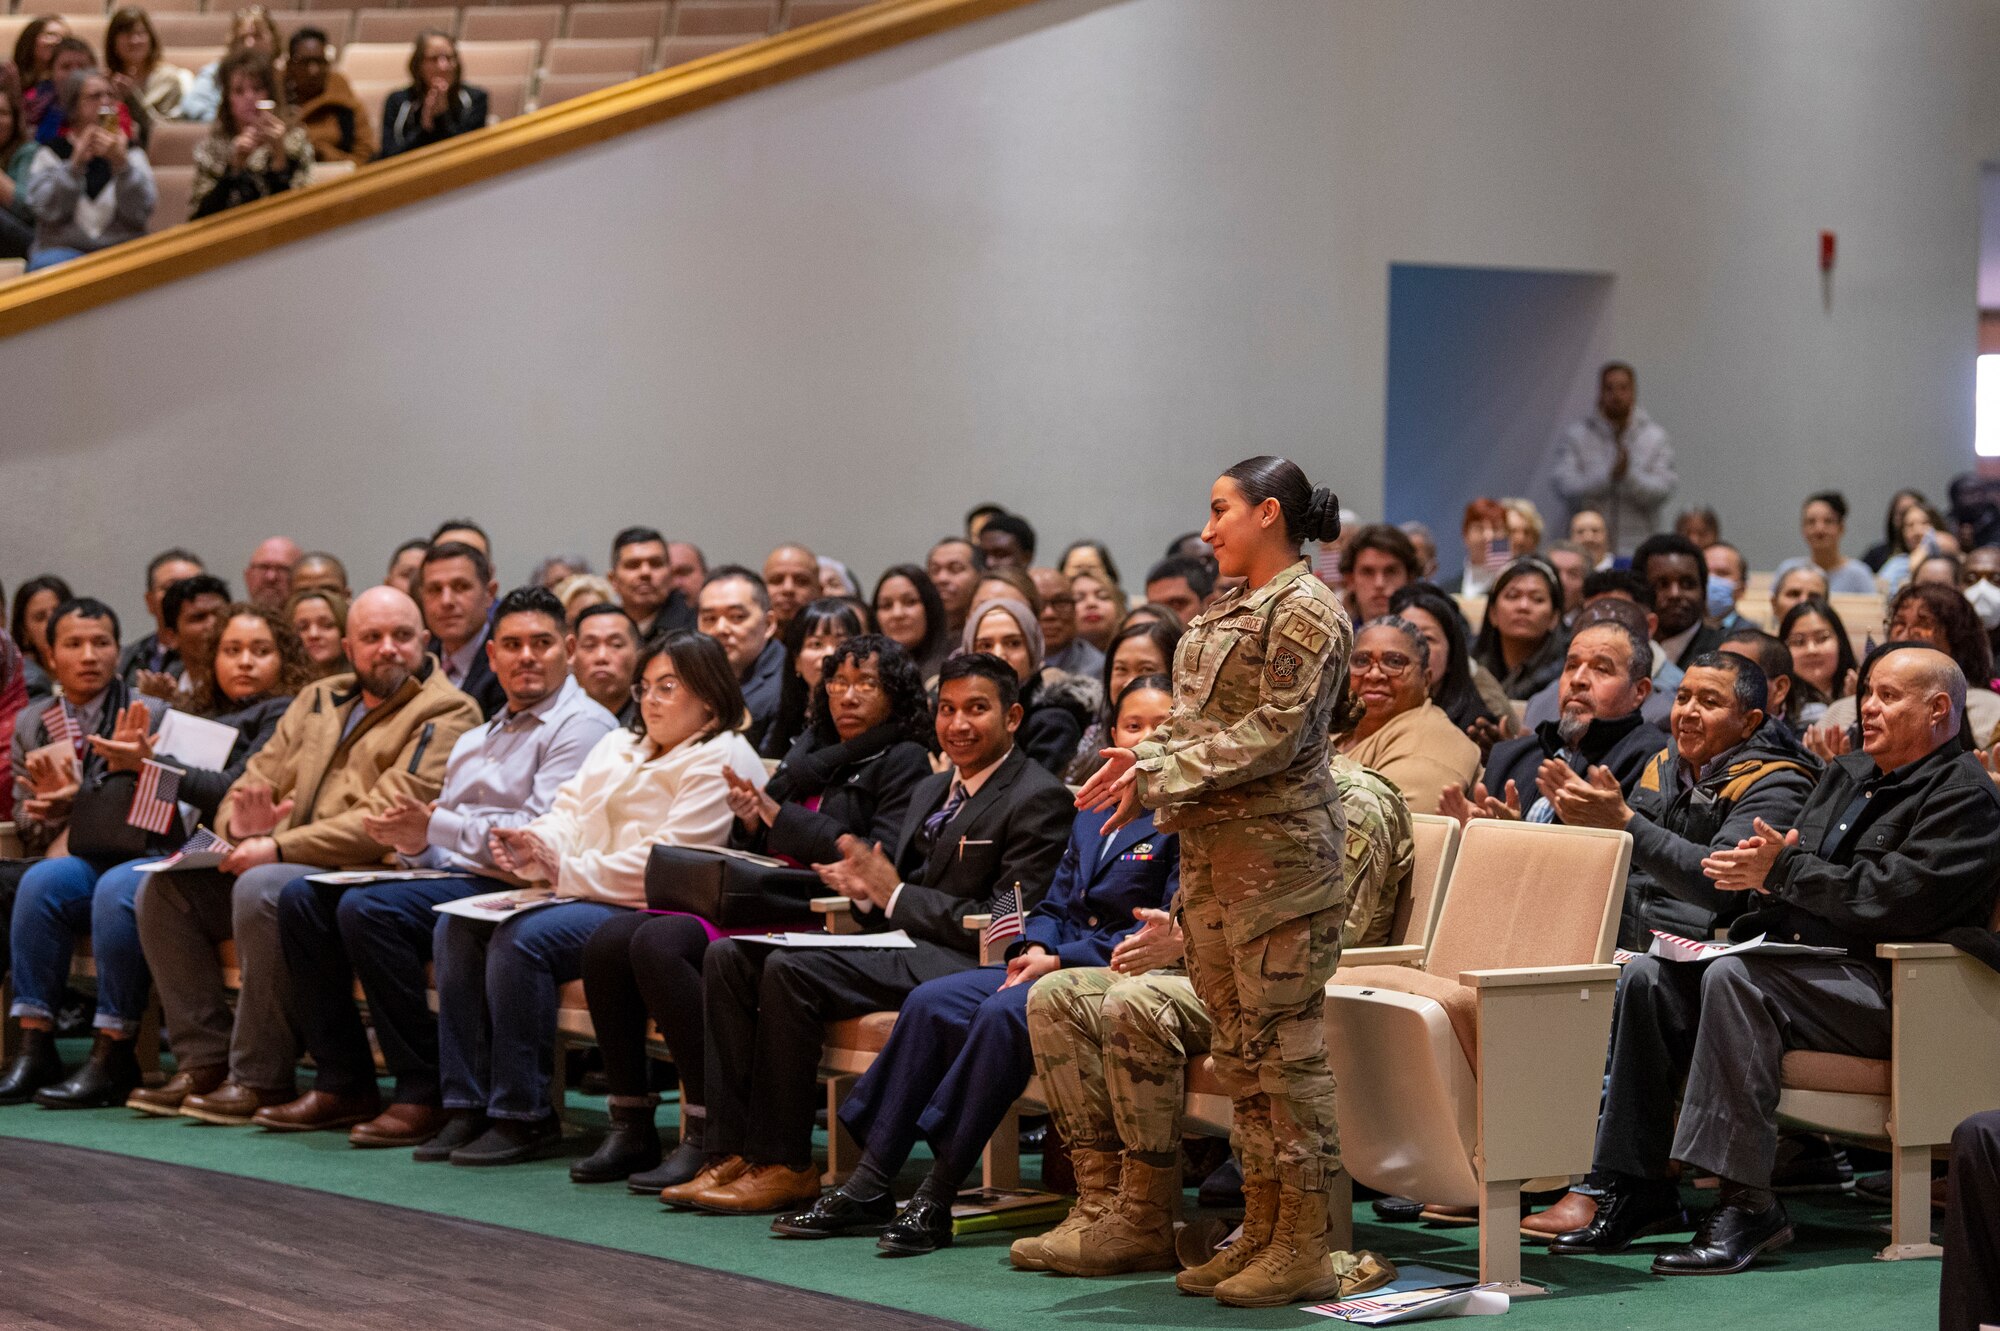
left=1026, top=967, right=1211, bottom=1155
left=1178, top=806, right=1348, bottom=1191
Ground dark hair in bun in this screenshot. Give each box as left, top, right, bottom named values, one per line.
left=1222, top=455, right=1342, bottom=546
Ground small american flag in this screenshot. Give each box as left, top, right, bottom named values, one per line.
left=148, top=827, right=234, bottom=872
left=127, top=759, right=183, bottom=835
left=983, top=883, right=1023, bottom=951
left=43, top=700, right=83, bottom=759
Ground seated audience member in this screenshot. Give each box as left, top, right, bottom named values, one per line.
left=10, top=575, right=73, bottom=700
left=1862, top=489, right=1930, bottom=572
left=1059, top=540, right=1121, bottom=593
left=420, top=541, right=504, bottom=719
left=1964, top=544, right=2000, bottom=647
left=1118, top=602, right=1184, bottom=634
left=1070, top=566, right=1124, bottom=654
left=1704, top=540, right=1749, bottom=632
left=1770, top=562, right=1830, bottom=624
left=1066, top=617, right=1183, bottom=784
left=1779, top=597, right=1857, bottom=730
left=570, top=603, right=640, bottom=723
left=22, top=70, right=155, bottom=271
left=1773, top=491, right=1879, bottom=595
left=1387, top=583, right=1499, bottom=735
left=1457, top=497, right=1512, bottom=596
left=131, top=587, right=479, bottom=1123
left=870, top=564, right=952, bottom=680
left=1443, top=618, right=1667, bottom=826
left=0, top=619, right=23, bottom=822
left=816, top=557, right=858, bottom=599
left=1502, top=497, right=1545, bottom=556
left=1, top=603, right=303, bottom=1108
left=289, top=552, right=349, bottom=598
left=1878, top=499, right=1958, bottom=594
left=1718, top=628, right=1801, bottom=729
left=119, top=548, right=205, bottom=691
left=1470, top=558, right=1567, bottom=701
left=28, top=35, right=97, bottom=145
left=181, top=5, right=278, bottom=121
left=697, top=566, right=785, bottom=749
left=926, top=537, right=984, bottom=637
left=759, top=598, right=864, bottom=760
left=12, top=17, right=70, bottom=137
left=431, top=517, right=490, bottom=559
left=1143, top=556, right=1214, bottom=626
left=1633, top=533, right=1723, bottom=668
left=284, top=27, right=374, bottom=166
left=1, top=77, right=37, bottom=260
left=1338, top=524, right=1420, bottom=623
left=555, top=572, right=615, bottom=623
left=285, top=587, right=349, bottom=680
left=667, top=542, right=708, bottom=603
left=775, top=676, right=1180, bottom=1253
left=1569, top=507, right=1618, bottom=572
left=966, top=597, right=1093, bottom=778
left=1544, top=541, right=1589, bottom=625
left=761, top=545, right=823, bottom=634
left=1810, top=582, right=2000, bottom=752
left=7, top=598, right=169, bottom=859
left=189, top=50, right=311, bottom=218
left=978, top=514, right=1036, bottom=572
left=1337, top=615, right=1481, bottom=815
left=1521, top=572, right=1677, bottom=729
left=243, top=536, right=301, bottom=610
left=380, top=31, right=488, bottom=159
left=976, top=565, right=1042, bottom=617
left=1032, top=567, right=1104, bottom=679
left=608, top=526, right=695, bottom=639
left=575, top=635, right=934, bottom=1188
left=1549, top=644, right=2000, bottom=1275
left=153, top=574, right=231, bottom=700
left=429, top=632, right=765, bottom=1164
left=104, top=7, right=189, bottom=124
left=1674, top=506, right=1721, bottom=549
left=384, top=537, right=428, bottom=597
left=1399, top=521, right=1440, bottom=579
left=1943, top=1109, right=2000, bottom=1331
left=1914, top=552, right=1963, bottom=588
left=666, top=653, right=1072, bottom=1215
left=264, top=587, right=617, bottom=1143
left=530, top=554, right=589, bottom=591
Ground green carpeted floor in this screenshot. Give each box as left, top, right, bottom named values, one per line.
left=0, top=1062, right=1941, bottom=1330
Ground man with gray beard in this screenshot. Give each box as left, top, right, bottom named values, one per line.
left=1441, top=619, right=1668, bottom=828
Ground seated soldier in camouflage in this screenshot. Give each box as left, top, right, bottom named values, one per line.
left=1014, top=732, right=1413, bottom=1281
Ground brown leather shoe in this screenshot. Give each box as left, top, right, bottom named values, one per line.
left=351, top=1103, right=451, bottom=1148
left=1419, top=1203, right=1479, bottom=1226
left=128, top=1065, right=227, bottom=1117
left=691, top=1162, right=822, bottom=1215
left=180, top=1080, right=297, bottom=1125
left=252, top=1088, right=384, bottom=1133
left=1522, top=1190, right=1599, bottom=1239
left=659, top=1155, right=747, bottom=1208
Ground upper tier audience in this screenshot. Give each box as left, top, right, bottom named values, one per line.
left=286, top=27, right=375, bottom=166
left=381, top=31, right=488, bottom=159
left=105, top=6, right=188, bottom=124
left=189, top=49, right=312, bottom=220
left=23, top=69, right=155, bottom=270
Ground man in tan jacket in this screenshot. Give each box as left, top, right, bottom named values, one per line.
left=131, top=587, right=481, bottom=1124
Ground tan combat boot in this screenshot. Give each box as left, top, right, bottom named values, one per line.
left=1011, top=1147, right=1120, bottom=1271
left=1175, top=1175, right=1279, bottom=1295
left=1213, top=1178, right=1395, bottom=1307
left=1041, top=1153, right=1182, bottom=1276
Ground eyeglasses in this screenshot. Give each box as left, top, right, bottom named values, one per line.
left=631, top=678, right=680, bottom=702
left=824, top=677, right=882, bottom=698
left=1350, top=651, right=1416, bottom=676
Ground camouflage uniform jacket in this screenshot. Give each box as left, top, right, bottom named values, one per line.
left=1134, top=559, right=1351, bottom=832
left=1332, top=752, right=1415, bottom=949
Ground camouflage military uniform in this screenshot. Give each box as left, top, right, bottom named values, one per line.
left=1028, top=967, right=1210, bottom=1154
left=1332, top=754, right=1415, bottom=950
left=1131, top=559, right=1352, bottom=1193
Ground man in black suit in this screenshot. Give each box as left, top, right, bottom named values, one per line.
left=1633, top=533, right=1724, bottom=670
left=666, top=653, right=1073, bottom=1215
left=418, top=542, right=505, bottom=719
left=609, top=526, right=697, bottom=641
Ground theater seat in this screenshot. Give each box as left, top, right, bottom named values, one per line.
left=150, top=166, right=197, bottom=232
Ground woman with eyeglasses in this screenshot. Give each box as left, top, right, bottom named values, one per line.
left=1335, top=614, right=1482, bottom=815
left=572, top=634, right=935, bottom=1191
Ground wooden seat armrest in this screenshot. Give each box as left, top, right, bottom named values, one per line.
left=963, top=914, right=1000, bottom=963
left=812, top=896, right=861, bottom=935
left=1461, top=964, right=1621, bottom=990
left=1876, top=942, right=1965, bottom=961
left=1340, top=944, right=1425, bottom=969
left=962, top=914, right=992, bottom=931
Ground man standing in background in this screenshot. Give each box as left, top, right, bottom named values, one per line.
left=1552, top=362, right=1676, bottom=558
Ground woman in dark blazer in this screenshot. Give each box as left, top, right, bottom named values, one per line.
left=379, top=30, right=488, bottom=158
left=575, top=635, right=935, bottom=1188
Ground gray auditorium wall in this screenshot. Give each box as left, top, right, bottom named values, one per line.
left=2, top=0, right=1995, bottom=626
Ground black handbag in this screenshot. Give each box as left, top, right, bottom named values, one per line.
left=65, top=770, right=172, bottom=865
left=644, top=845, right=823, bottom=928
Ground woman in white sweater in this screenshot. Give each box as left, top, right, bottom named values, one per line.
left=426, top=632, right=767, bottom=1166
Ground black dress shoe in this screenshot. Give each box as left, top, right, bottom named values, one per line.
left=1371, top=1195, right=1425, bottom=1223
left=413, top=1111, right=490, bottom=1162
left=628, top=1124, right=706, bottom=1193
left=570, top=1103, right=662, bottom=1184
left=1548, top=1179, right=1690, bottom=1255
left=1651, top=1200, right=1792, bottom=1276
left=450, top=1114, right=564, bottom=1166
left=877, top=1190, right=955, bottom=1256
left=0, top=1030, right=65, bottom=1106
left=34, top=1034, right=141, bottom=1109
left=771, top=1188, right=897, bottom=1238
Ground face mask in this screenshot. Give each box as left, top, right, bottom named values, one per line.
left=1966, top=578, right=2000, bottom=631
left=1705, top=574, right=1738, bottom=619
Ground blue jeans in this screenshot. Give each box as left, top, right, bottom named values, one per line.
left=9, top=857, right=153, bottom=1034
left=435, top=901, right=624, bottom=1120
left=25, top=246, right=85, bottom=272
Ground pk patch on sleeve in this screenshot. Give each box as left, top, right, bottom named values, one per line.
left=1269, top=645, right=1303, bottom=687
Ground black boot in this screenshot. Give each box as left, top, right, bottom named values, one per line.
left=627, top=1111, right=705, bottom=1194
left=571, top=1101, right=663, bottom=1183
left=35, top=1033, right=142, bottom=1109
left=0, top=1029, right=66, bottom=1106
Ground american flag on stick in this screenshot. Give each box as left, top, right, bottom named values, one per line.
left=43, top=700, right=83, bottom=759
left=147, top=827, right=234, bottom=872
left=127, top=759, right=183, bottom=835
left=983, top=883, right=1024, bottom=951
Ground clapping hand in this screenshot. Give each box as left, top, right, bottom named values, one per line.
left=132, top=669, right=178, bottom=701
left=811, top=834, right=899, bottom=910
left=723, top=768, right=779, bottom=830
left=88, top=700, right=157, bottom=774
left=1535, top=761, right=1630, bottom=830
left=1109, top=907, right=1182, bottom=975
left=228, top=784, right=294, bottom=839
left=1075, top=747, right=1142, bottom=834
left=1438, top=777, right=1522, bottom=826
left=362, top=794, right=436, bottom=858
left=21, top=744, right=79, bottom=820
left=490, top=826, right=559, bottom=882
left=1699, top=817, right=1798, bottom=894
